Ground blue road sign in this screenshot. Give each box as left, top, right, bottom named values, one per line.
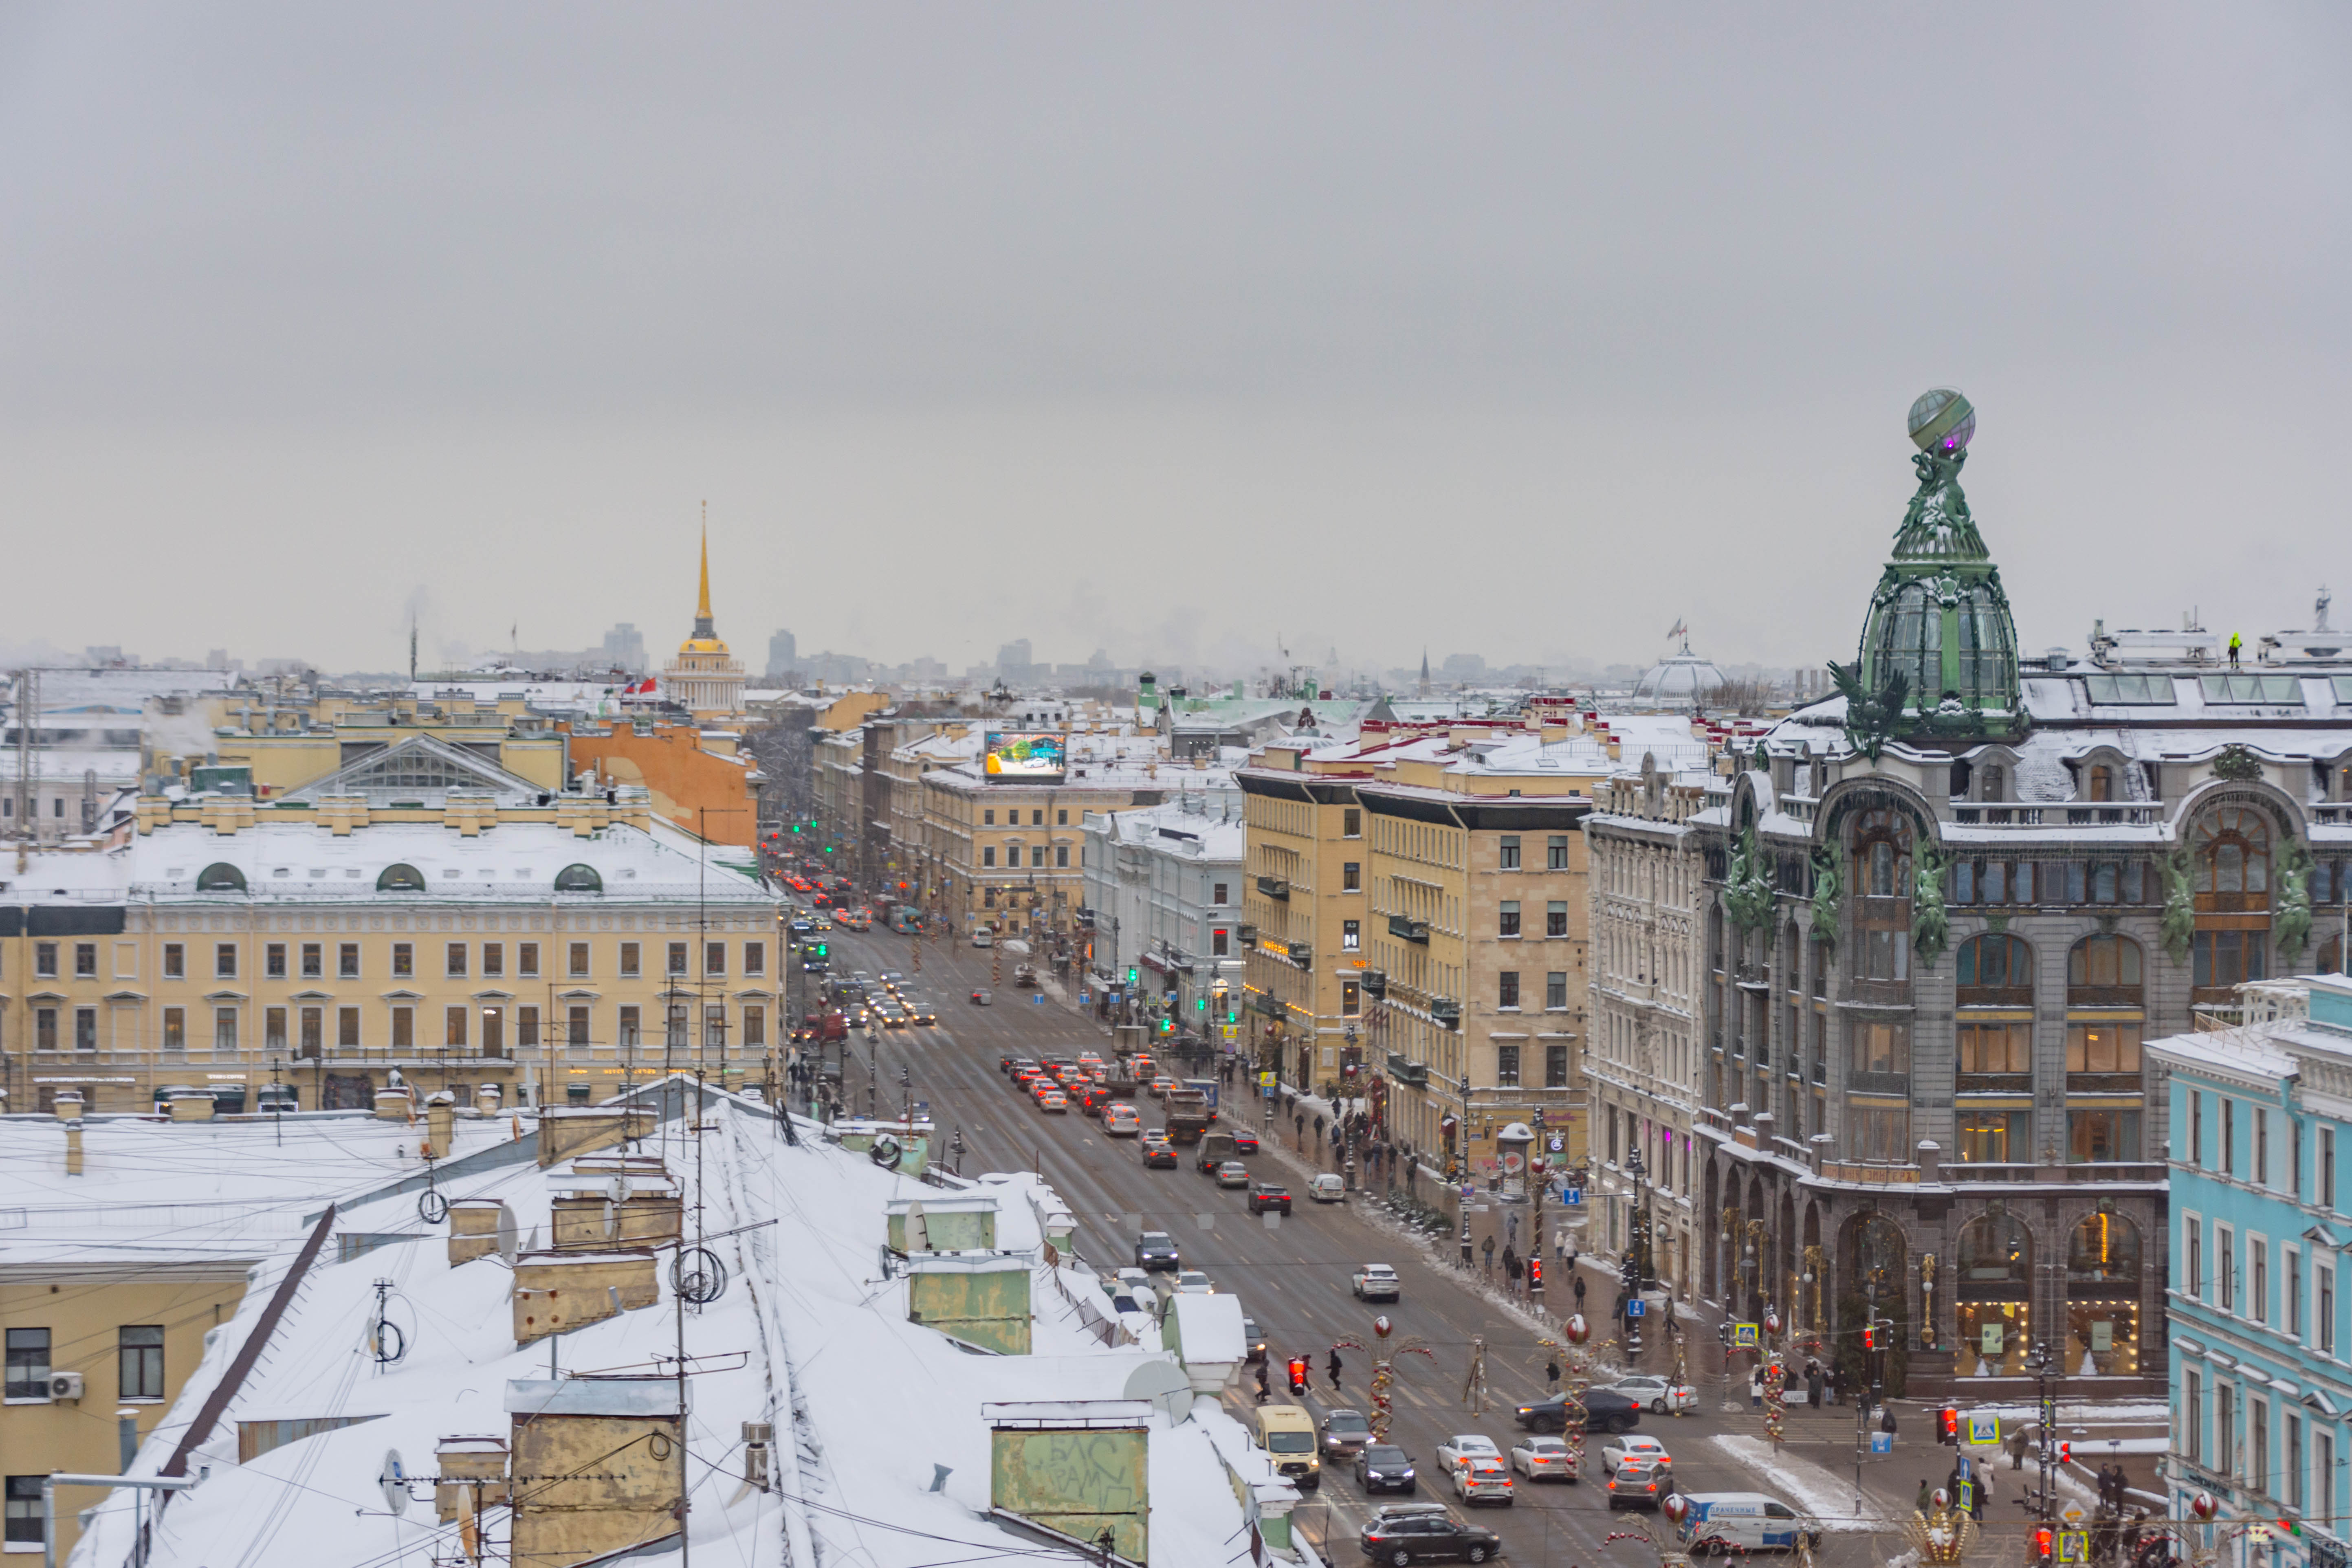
left=1564, top=1188, right=1584, bottom=1207
left=1627, top=1299, right=1646, bottom=1317
left=1870, top=1431, right=1894, bottom=1455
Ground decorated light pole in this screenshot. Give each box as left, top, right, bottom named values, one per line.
left=1602, top=1491, right=1697, bottom=1567
left=1362, top=1315, right=1434, bottom=1444
left=1761, top=1308, right=1787, bottom=1450
left=2144, top=1491, right=2281, bottom=1568
left=1552, top=1311, right=1619, bottom=1483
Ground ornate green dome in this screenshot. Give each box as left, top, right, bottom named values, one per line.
left=1844, top=389, right=2021, bottom=743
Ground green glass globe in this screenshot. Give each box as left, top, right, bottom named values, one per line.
left=1908, top=387, right=1976, bottom=453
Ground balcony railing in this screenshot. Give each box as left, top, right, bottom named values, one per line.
left=1255, top=875, right=1291, bottom=901
left=1385, top=1052, right=1429, bottom=1086
left=1429, top=998, right=1461, bottom=1030
left=1387, top=914, right=1430, bottom=944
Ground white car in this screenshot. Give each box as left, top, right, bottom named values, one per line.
left=1509, top=1434, right=1576, bottom=1483
left=1600, top=1375, right=1699, bottom=1414
left=1601, top=1435, right=1674, bottom=1480
left=1435, top=1434, right=1503, bottom=1474
left=1352, top=1264, right=1402, bottom=1301
left=1452, top=1456, right=1515, bottom=1506
left=1171, top=1270, right=1215, bottom=1295
left=1309, top=1173, right=1345, bottom=1203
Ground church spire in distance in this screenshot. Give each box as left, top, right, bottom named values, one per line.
left=693, top=500, right=716, bottom=641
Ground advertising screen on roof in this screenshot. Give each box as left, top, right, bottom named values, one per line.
left=984, top=732, right=1065, bottom=782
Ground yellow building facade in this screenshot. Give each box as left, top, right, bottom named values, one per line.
left=1236, top=742, right=1373, bottom=1090
left=0, top=782, right=781, bottom=1117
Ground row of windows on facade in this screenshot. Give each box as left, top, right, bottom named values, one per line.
left=2180, top=1217, right=2341, bottom=1348
left=979, top=807, right=1074, bottom=827
left=0, top=796, right=78, bottom=817
left=2176, top=1369, right=2335, bottom=1521
left=26, top=998, right=770, bottom=1053
left=1823, top=1104, right=2144, bottom=1165
left=1728, top=913, right=2280, bottom=999
left=1374, top=822, right=1573, bottom=873
left=2180, top=1093, right=2348, bottom=1198
left=980, top=844, right=1071, bottom=868
left=24, top=937, right=769, bottom=983
left=5, top=1326, right=162, bottom=1545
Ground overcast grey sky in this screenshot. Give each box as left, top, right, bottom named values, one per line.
left=4, top=4, right=2348, bottom=677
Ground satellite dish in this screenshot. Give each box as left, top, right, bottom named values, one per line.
left=379, top=1448, right=409, bottom=1517
left=904, top=1200, right=930, bottom=1254
left=869, top=1135, right=903, bottom=1170
left=605, top=1174, right=633, bottom=1205
left=495, top=1203, right=520, bottom=1267
left=600, top=1199, right=620, bottom=1240
left=1121, top=1359, right=1193, bottom=1424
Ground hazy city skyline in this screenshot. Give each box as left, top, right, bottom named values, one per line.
left=6, top=4, right=2348, bottom=673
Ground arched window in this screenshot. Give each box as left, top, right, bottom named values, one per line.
left=2066, top=1210, right=2141, bottom=1288
left=1883, top=581, right=1942, bottom=702
left=1956, top=1212, right=2032, bottom=1288
left=196, top=863, right=247, bottom=891
left=2193, top=806, right=2272, bottom=913
left=375, top=863, right=426, bottom=892
left=554, top=864, right=603, bottom=894
left=1844, top=1212, right=1908, bottom=1293
left=2067, top=935, right=2144, bottom=1005
left=1851, top=808, right=1912, bottom=984
left=1956, top=933, right=2033, bottom=1003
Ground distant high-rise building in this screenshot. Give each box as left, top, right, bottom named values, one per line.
left=601, top=622, right=646, bottom=672
left=768, top=629, right=798, bottom=679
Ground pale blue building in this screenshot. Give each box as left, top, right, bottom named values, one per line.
left=2155, top=974, right=2352, bottom=1568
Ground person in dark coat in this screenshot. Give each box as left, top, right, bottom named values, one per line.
left=1327, top=1348, right=1343, bottom=1391
left=1806, top=1361, right=1824, bottom=1409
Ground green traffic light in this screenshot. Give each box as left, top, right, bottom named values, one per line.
left=1196, top=997, right=1207, bottom=1010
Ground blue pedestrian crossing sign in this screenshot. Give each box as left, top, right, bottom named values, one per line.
left=1965, top=1413, right=2001, bottom=1446
left=1731, top=1323, right=1759, bottom=1349
left=1870, top=1431, right=1894, bottom=1455
left=1564, top=1187, right=1583, bottom=1207
left=1626, top=1299, right=1645, bottom=1317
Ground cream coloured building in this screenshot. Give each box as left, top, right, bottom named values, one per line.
left=0, top=754, right=780, bottom=1117
left=659, top=530, right=747, bottom=721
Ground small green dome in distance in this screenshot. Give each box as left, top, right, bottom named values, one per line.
left=1908, top=387, right=1976, bottom=454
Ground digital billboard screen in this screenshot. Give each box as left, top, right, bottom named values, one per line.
left=984, top=732, right=1065, bottom=781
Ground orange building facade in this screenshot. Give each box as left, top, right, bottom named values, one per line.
left=561, top=720, right=763, bottom=847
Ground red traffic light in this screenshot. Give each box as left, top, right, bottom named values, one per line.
left=1862, top=1324, right=1877, bottom=1351
left=1526, top=1258, right=1542, bottom=1291
left=2032, top=1526, right=2054, bottom=1563
left=2057, top=1440, right=2072, bottom=1465
left=1938, top=1407, right=1959, bottom=1443
left=1286, top=1357, right=1309, bottom=1393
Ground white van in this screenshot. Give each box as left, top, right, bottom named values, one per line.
left=1676, top=1493, right=1821, bottom=1555
left=970, top=928, right=994, bottom=948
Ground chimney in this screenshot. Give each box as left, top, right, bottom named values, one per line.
left=59, top=1092, right=85, bottom=1177
left=425, top=1092, right=456, bottom=1160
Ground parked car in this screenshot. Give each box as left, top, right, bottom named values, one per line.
left=1598, top=1376, right=1697, bottom=1414
left=1355, top=1445, right=1419, bottom=1495
left=1214, top=1161, right=1250, bottom=1189
left=1358, top=1507, right=1501, bottom=1564
left=1352, top=1264, right=1402, bottom=1302
left=1309, top=1173, right=1346, bottom=1203
left=1452, top=1457, right=1514, bottom=1506
left=1675, top=1493, right=1823, bottom=1555
left=1509, top=1435, right=1575, bottom=1483
left=1134, top=1232, right=1180, bottom=1271
left=1320, top=1407, right=1374, bottom=1459
left=1247, top=1181, right=1292, bottom=1215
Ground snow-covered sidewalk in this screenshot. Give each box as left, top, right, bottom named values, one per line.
left=1709, top=1434, right=1885, bottom=1531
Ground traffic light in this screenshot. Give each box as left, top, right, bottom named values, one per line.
left=2057, top=1441, right=2072, bottom=1465
left=1158, top=1018, right=1173, bottom=1035
left=1937, top=1407, right=1958, bottom=1445
left=1287, top=1356, right=1309, bottom=1395
left=811, top=943, right=828, bottom=958
left=1126, top=966, right=1138, bottom=985
left=2032, top=1526, right=2054, bottom=1564
left=1862, top=1323, right=1877, bottom=1352
left=1197, top=996, right=1208, bottom=1011
left=1526, top=1257, right=1542, bottom=1293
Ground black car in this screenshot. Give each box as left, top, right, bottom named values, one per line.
left=1247, top=1182, right=1292, bottom=1215
left=1512, top=1389, right=1639, bottom=1436
left=1134, top=1231, right=1181, bottom=1271
left=1356, top=1445, right=1418, bottom=1495
left=1141, top=1139, right=1180, bottom=1169
left=1360, top=1509, right=1501, bottom=1564
left=1006, top=1056, right=1037, bottom=1078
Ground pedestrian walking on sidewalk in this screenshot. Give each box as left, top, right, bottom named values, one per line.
left=1749, top=1365, right=1765, bottom=1410
left=1503, top=1245, right=1520, bottom=1295
left=1481, top=1235, right=1496, bottom=1277
left=1914, top=1479, right=1932, bottom=1513
left=1805, top=1361, right=1823, bottom=1409
left=2007, top=1424, right=2029, bottom=1471
left=1573, top=1274, right=1586, bottom=1311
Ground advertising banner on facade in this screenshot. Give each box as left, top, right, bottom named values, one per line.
left=983, top=732, right=1065, bottom=781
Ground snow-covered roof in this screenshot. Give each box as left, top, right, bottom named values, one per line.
left=128, top=818, right=772, bottom=905
left=76, top=1086, right=1298, bottom=1568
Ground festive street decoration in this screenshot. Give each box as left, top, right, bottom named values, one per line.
left=1601, top=1502, right=1697, bottom=1568
left=1362, top=1323, right=1433, bottom=1443
left=1905, top=1496, right=1974, bottom=1564
left=1462, top=1333, right=1489, bottom=1414
left=1762, top=1353, right=1787, bottom=1448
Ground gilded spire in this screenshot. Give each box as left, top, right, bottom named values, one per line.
left=692, top=501, right=717, bottom=641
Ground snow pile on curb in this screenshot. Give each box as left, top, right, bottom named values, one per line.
left=1709, top=1434, right=1878, bottom=1531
